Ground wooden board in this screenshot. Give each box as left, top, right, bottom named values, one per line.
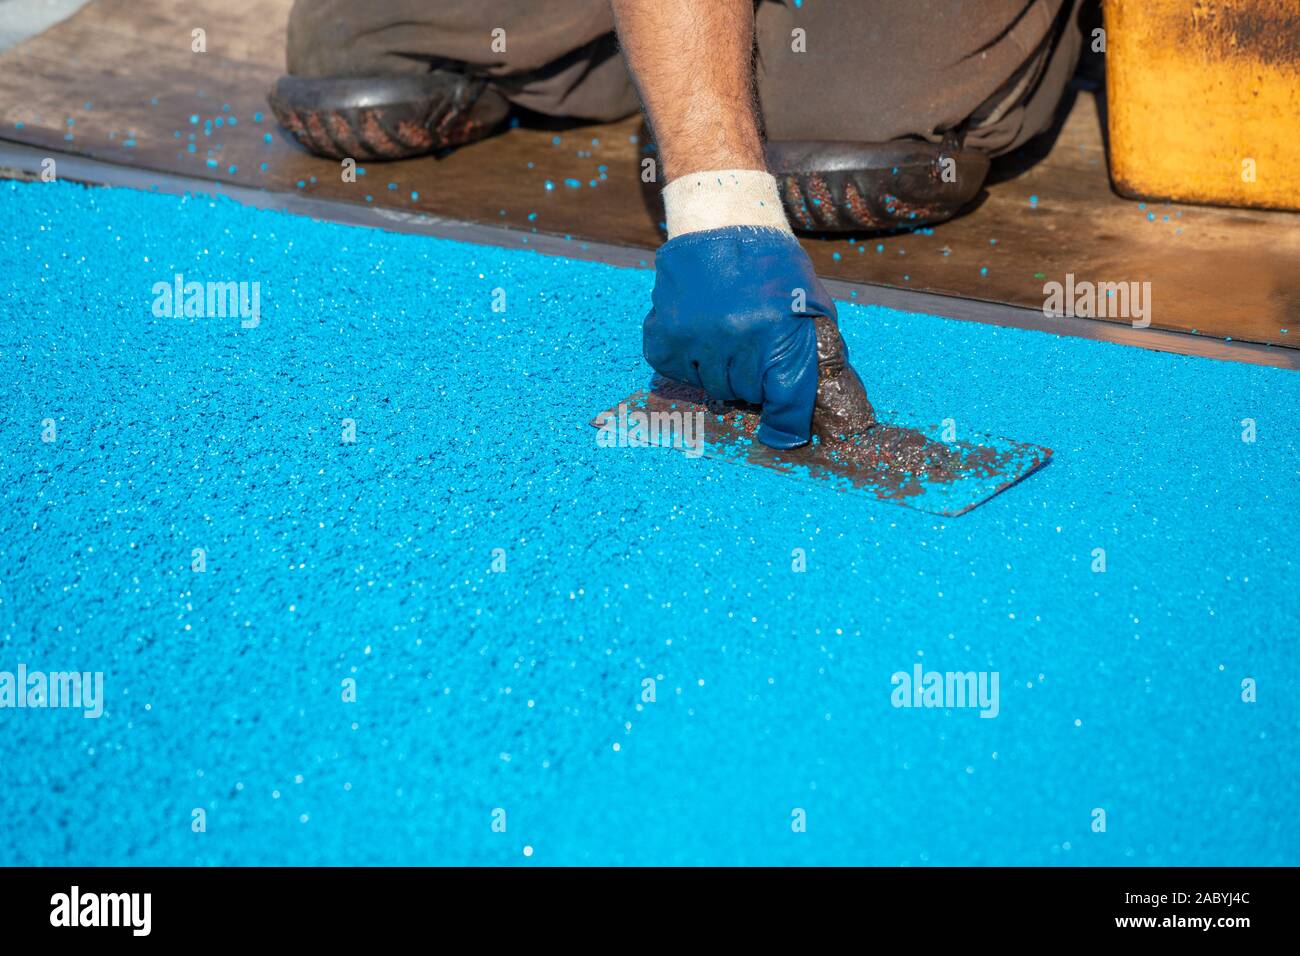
left=1, top=0, right=1297, bottom=349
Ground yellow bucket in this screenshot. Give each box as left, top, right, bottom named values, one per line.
left=1105, top=0, right=1300, bottom=211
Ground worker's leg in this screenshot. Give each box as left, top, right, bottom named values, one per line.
left=756, top=0, right=1086, bottom=230
left=272, top=0, right=636, bottom=160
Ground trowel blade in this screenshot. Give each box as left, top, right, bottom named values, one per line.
left=591, top=377, right=1052, bottom=517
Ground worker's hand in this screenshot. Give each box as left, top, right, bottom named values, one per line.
left=643, top=226, right=831, bottom=449
left=611, top=2, right=860, bottom=447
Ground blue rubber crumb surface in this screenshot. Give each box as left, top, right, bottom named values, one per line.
left=1, top=180, right=1297, bottom=866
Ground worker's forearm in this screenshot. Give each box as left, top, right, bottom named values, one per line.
left=609, top=0, right=765, bottom=181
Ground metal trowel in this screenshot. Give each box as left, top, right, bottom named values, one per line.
left=591, top=319, right=1052, bottom=517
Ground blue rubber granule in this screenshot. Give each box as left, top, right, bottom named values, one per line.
left=0, top=181, right=1297, bottom=866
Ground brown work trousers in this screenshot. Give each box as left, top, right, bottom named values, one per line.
left=286, top=0, right=1086, bottom=156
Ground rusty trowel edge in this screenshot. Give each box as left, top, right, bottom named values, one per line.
left=941, top=448, right=1053, bottom=517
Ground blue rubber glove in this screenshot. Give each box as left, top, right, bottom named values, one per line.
left=643, top=226, right=833, bottom=449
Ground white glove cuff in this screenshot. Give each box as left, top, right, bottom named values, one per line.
left=661, top=169, right=794, bottom=239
